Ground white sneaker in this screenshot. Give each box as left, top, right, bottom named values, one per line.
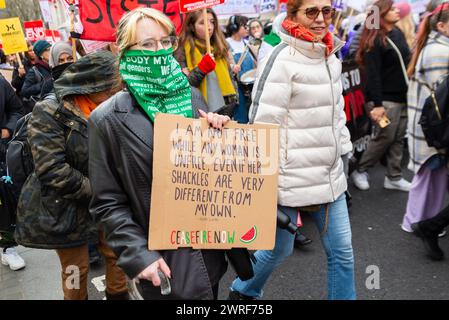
left=384, top=177, right=411, bottom=192
left=351, top=171, right=370, bottom=190
left=1, top=248, right=26, bottom=271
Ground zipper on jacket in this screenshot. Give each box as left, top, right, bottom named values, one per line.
left=285, top=104, right=290, bottom=161
left=325, top=58, right=337, bottom=201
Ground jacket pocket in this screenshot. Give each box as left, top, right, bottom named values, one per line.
left=39, top=195, right=77, bottom=236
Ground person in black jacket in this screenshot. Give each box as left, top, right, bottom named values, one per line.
left=89, top=8, right=232, bottom=300
left=351, top=0, right=412, bottom=192
left=0, top=75, right=25, bottom=271
left=21, top=40, right=53, bottom=107
left=11, top=41, right=35, bottom=94
left=11, top=41, right=36, bottom=114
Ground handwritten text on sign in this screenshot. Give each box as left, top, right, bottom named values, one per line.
left=78, top=0, right=183, bottom=41
left=149, top=114, right=279, bottom=250
left=179, top=0, right=224, bottom=13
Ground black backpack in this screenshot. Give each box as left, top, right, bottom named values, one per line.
left=418, top=75, right=449, bottom=150
left=6, top=93, right=58, bottom=193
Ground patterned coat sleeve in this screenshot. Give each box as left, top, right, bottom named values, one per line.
left=28, top=100, right=91, bottom=200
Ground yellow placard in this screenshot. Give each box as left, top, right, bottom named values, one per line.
left=0, top=18, right=28, bottom=55
left=0, top=0, right=5, bottom=9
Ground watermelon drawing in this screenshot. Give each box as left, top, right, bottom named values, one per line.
left=240, top=226, right=258, bottom=244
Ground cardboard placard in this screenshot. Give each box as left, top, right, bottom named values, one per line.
left=149, top=114, right=279, bottom=250
left=179, top=0, right=225, bottom=13
left=24, top=20, right=45, bottom=42
left=0, top=18, right=28, bottom=55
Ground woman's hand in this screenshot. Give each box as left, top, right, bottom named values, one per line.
left=370, top=106, right=386, bottom=123
left=232, top=64, right=241, bottom=75
left=137, top=257, right=171, bottom=287
left=199, top=109, right=231, bottom=129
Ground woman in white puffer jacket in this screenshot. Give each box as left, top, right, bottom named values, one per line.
left=228, top=0, right=355, bottom=300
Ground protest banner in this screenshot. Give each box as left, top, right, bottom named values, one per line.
left=39, top=0, right=53, bottom=23
left=179, top=0, right=224, bottom=12
left=24, top=20, right=45, bottom=42
left=149, top=114, right=279, bottom=250
left=342, top=60, right=372, bottom=156
left=0, top=18, right=28, bottom=55
left=214, top=0, right=260, bottom=18
left=45, top=29, right=61, bottom=44
left=345, top=0, right=369, bottom=13
left=80, top=39, right=110, bottom=54
left=78, top=0, right=183, bottom=41
left=278, top=0, right=288, bottom=14
left=260, top=0, right=276, bottom=13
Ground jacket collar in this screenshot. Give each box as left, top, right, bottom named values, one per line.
left=113, top=91, right=153, bottom=149
left=278, top=27, right=345, bottom=59
left=429, top=30, right=449, bottom=47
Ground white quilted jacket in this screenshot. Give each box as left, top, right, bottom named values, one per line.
left=249, top=24, right=352, bottom=207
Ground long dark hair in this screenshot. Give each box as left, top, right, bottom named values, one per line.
left=177, top=8, right=229, bottom=65
left=356, top=0, right=394, bottom=65
left=407, top=3, right=449, bottom=76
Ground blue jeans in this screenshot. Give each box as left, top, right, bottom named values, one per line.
left=231, top=193, right=356, bottom=300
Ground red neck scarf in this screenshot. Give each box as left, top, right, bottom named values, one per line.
left=282, top=18, right=334, bottom=56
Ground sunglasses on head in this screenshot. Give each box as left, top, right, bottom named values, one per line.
left=298, top=6, right=336, bottom=20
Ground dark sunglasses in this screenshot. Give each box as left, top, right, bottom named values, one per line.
left=298, top=6, right=336, bottom=20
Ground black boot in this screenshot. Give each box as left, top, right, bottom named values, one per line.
left=411, top=223, right=444, bottom=261
left=227, top=290, right=256, bottom=300
left=105, top=290, right=130, bottom=300
left=294, top=231, right=312, bottom=248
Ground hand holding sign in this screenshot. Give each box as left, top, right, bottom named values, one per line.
left=198, top=109, right=231, bottom=129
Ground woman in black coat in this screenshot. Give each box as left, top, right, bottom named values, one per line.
left=88, top=8, right=232, bottom=300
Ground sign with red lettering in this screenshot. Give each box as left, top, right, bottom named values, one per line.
left=45, top=29, right=61, bottom=44
left=342, top=61, right=372, bottom=159
left=78, top=0, right=183, bottom=41
left=179, top=0, right=224, bottom=13
left=24, top=20, right=45, bottom=42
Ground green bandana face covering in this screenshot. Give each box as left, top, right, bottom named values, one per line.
left=119, top=48, right=193, bottom=121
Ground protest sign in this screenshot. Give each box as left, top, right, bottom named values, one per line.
left=260, top=0, right=276, bottom=13
left=214, top=0, right=260, bottom=18
left=346, top=0, right=369, bottom=13
left=342, top=60, right=372, bottom=155
left=39, top=0, right=53, bottom=23
left=0, top=18, right=28, bottom=55
left=24, top=20, right=45, bottom=42
left=407, top=0, right=428, bottom=14
left=78, top=0, right=183, bottom=41
left=179, top=0, right=224, bottom=13
left=45, top=29, right=61, bottom=44
left=80, top=39, right=109, bottom=54
left=149, top=114, right=279, bottom=250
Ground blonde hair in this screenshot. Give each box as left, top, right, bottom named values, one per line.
left=396, top=13, right=416, bottom=50
left=115, top=7, right=175, bottom=60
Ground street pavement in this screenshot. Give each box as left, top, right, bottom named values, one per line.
left=1, top=161, right=449, bottom=300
